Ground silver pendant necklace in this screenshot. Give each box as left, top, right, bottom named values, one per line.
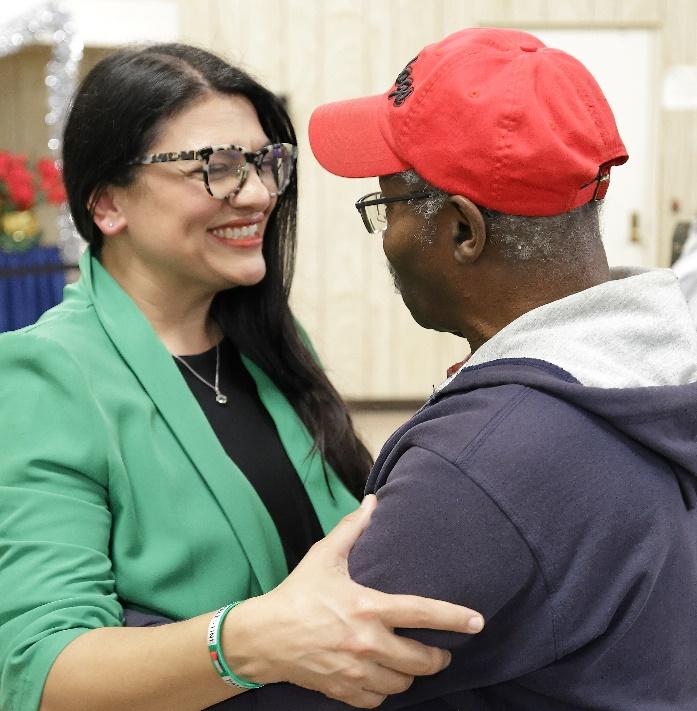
left=173, top=342, right=228, bottom=405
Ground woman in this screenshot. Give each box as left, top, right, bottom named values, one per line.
left=0, top=44, right=483, bottom=711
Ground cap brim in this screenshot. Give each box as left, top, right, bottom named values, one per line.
left=308, top=94, right=408, bottom=178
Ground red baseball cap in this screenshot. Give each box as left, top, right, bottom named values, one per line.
left=309, top=28, right=628, bottom=217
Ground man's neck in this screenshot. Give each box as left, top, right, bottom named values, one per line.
left=464, top=266, right=611, bottom=355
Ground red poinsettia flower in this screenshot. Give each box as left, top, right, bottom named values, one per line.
left=36, top=158, right=67, bottom=205
left=0, top=151, right=67, bottom=211
left=7, top=180, right=34, bottom=210
left=4, top=155, right=35, bottom=210
left=0, top=150, right=12, bottom=180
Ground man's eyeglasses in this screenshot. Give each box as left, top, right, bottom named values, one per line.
left=131, top=142, right=297, bottom=200
left=355, top=191, right=437, bottom=234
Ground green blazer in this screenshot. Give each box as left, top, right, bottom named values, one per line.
left=0, top=250, right=358, bottom=711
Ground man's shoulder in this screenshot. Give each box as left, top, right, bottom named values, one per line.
left=377, top=376, right=686, bottom=581
left=399, top=377, right=583, bottom=466
left=395, top=377, right=677, bottom=515
left=372, top=380, right=588, bottom=547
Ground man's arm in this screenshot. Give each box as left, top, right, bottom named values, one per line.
left=224, top=445, right=555, bottom=710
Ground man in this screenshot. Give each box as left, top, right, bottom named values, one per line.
left=227, top=27, right=697, bottom=710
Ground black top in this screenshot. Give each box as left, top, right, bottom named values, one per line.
left=174, top=339, right=323, bottom=571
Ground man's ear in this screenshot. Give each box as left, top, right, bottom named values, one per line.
left=90, top=186, right=127, bottom=236
left=448, top=195, right=486, bottom=265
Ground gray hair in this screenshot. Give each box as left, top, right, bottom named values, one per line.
left=399, top=169, right=603, bottom=266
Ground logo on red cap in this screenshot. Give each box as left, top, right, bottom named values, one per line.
left=388, top=56, right=418, bottom=107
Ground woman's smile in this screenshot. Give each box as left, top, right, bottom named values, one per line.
left=208, top=217, right=264, bottom=248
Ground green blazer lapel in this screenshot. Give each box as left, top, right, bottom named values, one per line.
left=79, top=251, right=287, bottom=591
left=242, top=356, right=360, bottom=534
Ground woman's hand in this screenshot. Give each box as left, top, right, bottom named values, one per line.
left=221, top=495, right=484, bottom=708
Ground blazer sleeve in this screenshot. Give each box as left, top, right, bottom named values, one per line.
left=0, top=331, right=123, bottom=711
left=218, top=445, right=555, bottom=711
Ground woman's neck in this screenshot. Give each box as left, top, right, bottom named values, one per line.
left=137, top=296, right=223, bottom=356
left=101, top=249, right=223, bottom=355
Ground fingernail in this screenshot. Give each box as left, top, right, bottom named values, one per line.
left=360, top=495, right=371, bottom=509
left=442, top=651, right=452, bottom=667
left=467, top=615, right=484, bottom=633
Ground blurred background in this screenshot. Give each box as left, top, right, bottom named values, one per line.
left=1, top=0, right=696, bottom=452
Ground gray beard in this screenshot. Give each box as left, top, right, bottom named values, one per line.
left=387, top=261, right=402, bottom=295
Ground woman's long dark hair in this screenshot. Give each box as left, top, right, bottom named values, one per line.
left=62, top=44, right=372, bottom=498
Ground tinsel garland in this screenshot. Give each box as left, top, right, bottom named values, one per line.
left=0, top=1, right=84, bottom=264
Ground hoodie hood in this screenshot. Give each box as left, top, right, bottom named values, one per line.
left=437, top=358, right=697, bottom=507
left=463, top=270, right=697, bottom=388
left=433, top=270, right=697, bottom=505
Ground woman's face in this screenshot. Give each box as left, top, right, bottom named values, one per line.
left=103, top=93, right=278, bottom=298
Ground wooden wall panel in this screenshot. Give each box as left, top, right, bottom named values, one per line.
left=441, top=0, right=477, bottom=31
left=315, top=2, right=369, bottom=395
left=357, top=1, right=395, bottom=397
left=284, top=0, right=324, bottom=349
left=659, top=0, right=697, bottom=264
left=31, top=0, right=679, bottom=400
left=0, top=47, right=51, bottom=157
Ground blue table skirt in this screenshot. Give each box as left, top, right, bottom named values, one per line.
left=0, top=246, right=66, bottom=333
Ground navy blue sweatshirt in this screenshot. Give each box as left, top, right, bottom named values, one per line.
left=220, top=271, right=697, bottom=709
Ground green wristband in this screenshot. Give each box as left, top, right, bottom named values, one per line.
left=207, top=602, right=264, bottom=689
